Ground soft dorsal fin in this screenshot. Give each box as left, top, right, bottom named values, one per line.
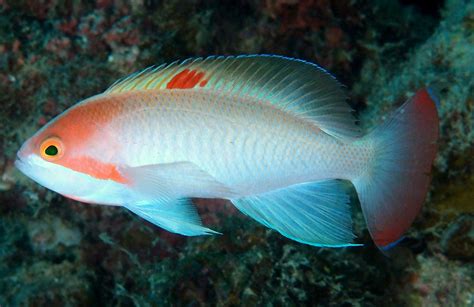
left=105, top=55, right=360, bottom=140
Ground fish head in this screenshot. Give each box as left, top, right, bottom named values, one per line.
left=15, top=102, right=125, bottom=202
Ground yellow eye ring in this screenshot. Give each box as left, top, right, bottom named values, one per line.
left=40, top=137, right=64, bottom=161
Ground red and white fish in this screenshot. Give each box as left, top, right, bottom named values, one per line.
left=15, top=55, right=439, bottom=249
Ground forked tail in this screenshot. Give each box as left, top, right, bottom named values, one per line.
left=353, top=88, right=439, bottom=249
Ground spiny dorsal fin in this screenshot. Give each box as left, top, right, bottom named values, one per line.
left=105, top=55, right=360, bottom=140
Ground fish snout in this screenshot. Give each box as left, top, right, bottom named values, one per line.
left=16, top=136, right=37, bottom=161
left=15, top=138, right=39, bottom=175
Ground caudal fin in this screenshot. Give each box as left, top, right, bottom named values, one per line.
left=353, top=88, right=439, bottom=249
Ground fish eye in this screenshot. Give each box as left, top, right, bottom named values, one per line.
left=40, top=137, right=64, bottom=161
left=45, top=145, right=58, bottom=156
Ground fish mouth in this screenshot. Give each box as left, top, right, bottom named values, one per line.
left=14, top=155, right=27, bottom=172
left=14, top=158, right=32, bottom=179
left=14, top=153, right=36, bottom=176
left=14, top=154, right=53, bottom=191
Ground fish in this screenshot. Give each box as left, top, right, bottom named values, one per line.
left=15, top=55, right=439, bottom=249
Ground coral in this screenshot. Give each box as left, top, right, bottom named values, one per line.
left=402, top=254, right=473, bottom=306
left=2, top=260, right=96, bottom=305
left=440, top=214, right=474, bottom=261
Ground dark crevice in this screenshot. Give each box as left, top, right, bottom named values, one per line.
left=399, top=0, right=445, bottom=18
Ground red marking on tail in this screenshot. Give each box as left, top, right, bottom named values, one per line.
left=412, top=88, right=439, bottom=121
left=353, top=88, right=439, bottom=249
left=166, top=69, right=206, bottom=89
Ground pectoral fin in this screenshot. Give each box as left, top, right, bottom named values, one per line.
left=119, top=161, right=235, bottom=200
left=118, top=161, right=231, bottom=236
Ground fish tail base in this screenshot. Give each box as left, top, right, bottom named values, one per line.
left=353, top=88, right=439, bottom=249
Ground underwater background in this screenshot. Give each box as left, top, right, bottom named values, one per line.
left=0, top=0, right=472, bottom=305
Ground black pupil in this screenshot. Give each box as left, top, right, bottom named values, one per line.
left=45, top=145, right=58, bottom=156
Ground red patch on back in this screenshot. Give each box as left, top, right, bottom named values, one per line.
left=166, top=69, right=206, bottom=89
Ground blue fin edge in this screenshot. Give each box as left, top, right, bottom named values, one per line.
left=380, top=236, right=406, bottom=251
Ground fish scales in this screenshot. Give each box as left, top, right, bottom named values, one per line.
left=88, top=90, right=366, bottom=195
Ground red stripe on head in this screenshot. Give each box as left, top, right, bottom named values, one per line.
left=25, top=94, right=129, bottom=184
left=65, top=155, right=129, bottom=184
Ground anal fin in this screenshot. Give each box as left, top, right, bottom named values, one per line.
left=231, top=180, right=360, bottom=247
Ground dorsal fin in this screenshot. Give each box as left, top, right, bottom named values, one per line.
left=105, top=55, right=360, bottom=140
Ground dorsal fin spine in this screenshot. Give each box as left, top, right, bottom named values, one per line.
left=103, top=54, right=360, bottom=140
left=213, top=57, right=237, bottom=92
left=148, top=62, right=174, bottom=89
left=142, top=63, right=166, bottom=89
left=227, top=60, right=251, bottom=95
left=156, top=61, right=182, bottom=89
